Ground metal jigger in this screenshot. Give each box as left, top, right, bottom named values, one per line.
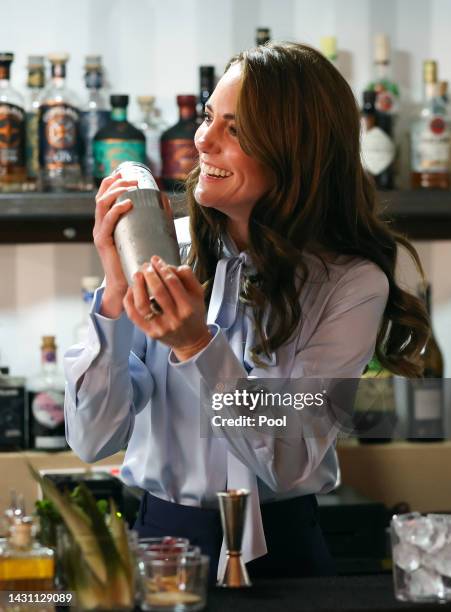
left=216, top=489, right=252, bottom=588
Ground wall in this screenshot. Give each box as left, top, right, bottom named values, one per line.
left=0, top=0, right=450, bottom=381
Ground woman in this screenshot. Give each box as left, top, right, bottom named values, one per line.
left=64, top=42, right=429, bottom=583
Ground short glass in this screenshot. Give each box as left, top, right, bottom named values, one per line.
left=391, top=512, right=451, bottom=602
left=140, top=554, right=209, bottom=612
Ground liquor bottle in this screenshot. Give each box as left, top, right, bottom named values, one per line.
left=255, top=28, right=271, bottom=45
left=407, top=283, right=445, bottom=442
left=0, top=52, right=27, bottom=190
left=0, top=516, right=54, bottom=592
left=74, top=275, right=100, bottom=344
left=367, top=34, right=399, bottom=115
left=25, top=56, right=45, bottom=187
left=320, top=36, right=338, bottom=68
left=411, top=61, right=451, bottom=189
left=361, top=90, right=395, bottom=189
left=136, top=96, right=166, bottom=181
left=352, top=355, right=397, bottom=443
left=27, top=336, right=67, bottom=451
left=0, top=367, right=27, bottom=451
left=197, top=65, right=216, bottom=125
left=93, top=94, right=146, bottom=185
left=80, top=55, right=110, bottom=188
left=160, top=95, right=198, bottom=192
left=39, top=54, right=83, bottom=192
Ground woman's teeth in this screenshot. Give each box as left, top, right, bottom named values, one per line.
left=202, top=163, right=232, bottom=178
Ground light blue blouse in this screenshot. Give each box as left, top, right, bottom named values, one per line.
left=64, top=216, right=389, bottom=577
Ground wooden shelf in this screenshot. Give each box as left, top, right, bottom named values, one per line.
left=0, top=189, right=450, bottom=243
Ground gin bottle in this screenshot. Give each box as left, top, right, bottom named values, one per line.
left=25, top=56, right=45, bottom=186
left=0, top=52, right=26, bottom=190
left=27, top=336, right=67, bottom=451
left=136, top=95, right=166, bottom=181
left=39, top=54, right=82, bottom=192
left=80, top=55, right=110, bottom=187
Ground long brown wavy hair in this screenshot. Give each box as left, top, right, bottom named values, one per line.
left=185, top=42, right=429, bottom=377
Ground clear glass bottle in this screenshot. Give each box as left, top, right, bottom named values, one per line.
left=74, top=276, right=100, bottom=345
left=27, top=336, right=67, bottom=451
left=407, top=283, right=445, bottom=441
left=81, top=55, right=110, bottom=188
left=255, top=28, right=271, bottom=45
left=39, top=54, right=82, bottom=192
left=0, top=52, right=27, bottom=190
left=0, top=516, right=54, bottom=592
left=93, top=94, right=146, bottom=186
left=367, top=34, right=400, bottom=115
left=160, top=95, right=198, bottom=192
left=25, top=56, right=45, bottom=188
left=320, top=36, right=338, bottom=69
left=411, top=61, right=451, bottom=189
left=136, top=95, right=166, bottom=181
left=361, top=89, right=395, bottom=189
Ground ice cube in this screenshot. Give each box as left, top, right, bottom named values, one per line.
left=402, top=516, right=434, bottom=550
left=393, top=542, right=420, bottom=571
left=392, top=512, right=422, bottom=540
left=432, top=543, right=451, bottom=578
left=408, top=568, right=444, bottom=600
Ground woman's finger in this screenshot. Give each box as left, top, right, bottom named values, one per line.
left=123, top=287, right=164, bottom=335
left=132, top=272, right=155, bottom=317
left=96, top=199, right=133, bottom=239
left=96, top=173, right=120, bottom=199
left=151, top=257, right=194, bottom=319
left=142, top=262, right=178, bottom=320
left=174, top=264, right=204, bottom=297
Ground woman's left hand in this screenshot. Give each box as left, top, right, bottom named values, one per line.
left=123, top=255, right=212, bottom=362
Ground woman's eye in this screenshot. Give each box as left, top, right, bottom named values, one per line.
left=229, top=125, right=238, bottom=137
left=203, top=112, right=212, bottom=124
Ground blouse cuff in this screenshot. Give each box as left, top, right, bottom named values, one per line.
left=91, top=286, right=134, bottom=363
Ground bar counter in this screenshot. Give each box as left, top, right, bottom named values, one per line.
left=203, top=574, right=449, bottom=611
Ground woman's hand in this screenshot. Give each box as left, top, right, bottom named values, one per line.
left=93, top=172, right=138, bottom=318
left=123, top=256, right=212, bottom=361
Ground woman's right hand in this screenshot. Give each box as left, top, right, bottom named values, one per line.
left=93, top=172, right=138, bottom=318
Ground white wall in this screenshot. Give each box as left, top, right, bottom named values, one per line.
left=0, top=0, right=450, bottom=379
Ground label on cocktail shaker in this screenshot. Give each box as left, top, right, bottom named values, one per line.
left=39, top=102, right=82, bottom=170
left=93, top=139, right=146, bottom=178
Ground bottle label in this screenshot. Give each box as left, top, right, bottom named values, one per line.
left=0, top=102, right=26, bottom=177
left=412, top=381, right=443, bottom=421
left=161, top=138, right=198, bottom=180
left=26, top=111, right=40, bottom=178
left=39, top=102, right=82, bottom=170
left=412, top=116, right=451, bottom=172
left=32, top=390, right=65, bottom=429
left=80, top=109, right=110, bottom=177
left=93, top=139, right=146, bottom=178
left=361, top=126, right=395, bottom=175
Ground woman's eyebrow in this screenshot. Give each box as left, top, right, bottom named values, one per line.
left=205, top=102, right=236, bottom=120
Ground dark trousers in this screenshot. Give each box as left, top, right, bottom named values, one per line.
left=134, top=491, right=336, bottom=585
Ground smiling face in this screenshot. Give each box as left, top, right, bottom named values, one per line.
left=194, top=63, right=273, bottom=227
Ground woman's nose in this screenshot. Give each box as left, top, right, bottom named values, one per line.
left=195, top=123, right=221, bottom=154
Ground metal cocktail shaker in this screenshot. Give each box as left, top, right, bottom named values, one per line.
left=113, top=162, right=181, bottom=290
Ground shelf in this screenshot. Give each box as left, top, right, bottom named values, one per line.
left=0, top=189, right=450, bottom=244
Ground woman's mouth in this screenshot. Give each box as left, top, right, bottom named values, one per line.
left=200, top=162, right=233, bottom=179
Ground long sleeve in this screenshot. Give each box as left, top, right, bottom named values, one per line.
left=64, top=287, right=154, bottom=463
left=169, top=258, right=389, bottom=493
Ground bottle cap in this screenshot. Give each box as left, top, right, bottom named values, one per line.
left=256, top=28, right=271, bottom=45
left=0, top=52, right=14, bottom=63
left=41, top=335, right=56, bottom=349
left=27, top=56, right=44, bottom=68
left=176, top=95, right=197, bottom=107
left=320, top=36, right=337, bottom=61
left=85, top=55, right=103, bottom=69
left=374, top=33, right=390, bottom=63
left=137, top=95, right=156, bottom=108
left=81, top=276, right=100, bottom=293
left=110, top=94, right=129, bottom=108
left=48, top=53, right=70, bottom=65
left=10, top=517, right=33, bottom=548
left=423, top=60, right=438, bottom=84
